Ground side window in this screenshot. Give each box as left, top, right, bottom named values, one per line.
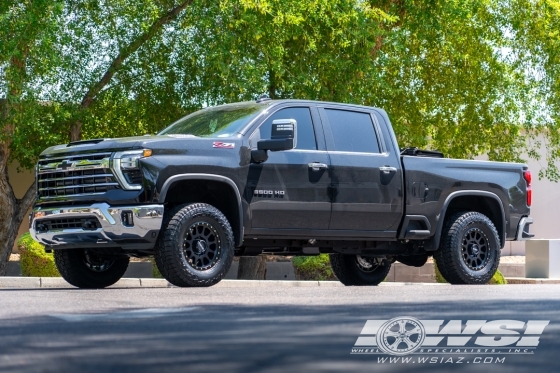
left=251, top=107, right=317, bottom=150
left=324, top=109, right=380, bottom=153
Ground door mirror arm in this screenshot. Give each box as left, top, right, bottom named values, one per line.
left=251, top=149, right=268, bottom=163
left=252, top=119, right=297, bottom=163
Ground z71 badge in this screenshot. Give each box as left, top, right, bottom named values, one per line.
left=213, top=142, right=235, bottom=149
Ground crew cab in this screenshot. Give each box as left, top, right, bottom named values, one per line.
left=29, top=99, right=533, bottom=288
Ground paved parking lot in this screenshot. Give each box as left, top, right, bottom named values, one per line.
left=0, top=284, right=558, bottom=372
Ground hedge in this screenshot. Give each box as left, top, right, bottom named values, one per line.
left=292, top=254, right=337, bottom=281
left=151, top=258, right=163, bottom=278
left=17, top=233, right=60, bottom=277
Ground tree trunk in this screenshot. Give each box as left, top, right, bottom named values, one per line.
left=237, top=256, right=266, bottom=280
left=69, top=121, right=83, bottom=142
left=0, top=159, right=36, bottom=276
left=268, top=69, right=277, bottom=99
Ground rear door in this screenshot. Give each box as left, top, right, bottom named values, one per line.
left=319, top=106, right=403, bottom=235
left=246, top=105, right=332, bottom=231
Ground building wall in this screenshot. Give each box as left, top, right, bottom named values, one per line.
left=476, top=137, right=560, bottom=256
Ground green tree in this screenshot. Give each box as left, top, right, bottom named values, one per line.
left=505, top=0, right=560, bottom=179
left=0, top=0, right=194, bottom=275
left=0, top=0, right=66, bottom=275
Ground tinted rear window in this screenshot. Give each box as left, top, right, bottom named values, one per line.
left=325, top=109, right=380, bottom=153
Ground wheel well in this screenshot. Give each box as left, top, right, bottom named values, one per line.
left=163, top=179, right=242, bottom=246
left=443, top=195, right=505, bottom=246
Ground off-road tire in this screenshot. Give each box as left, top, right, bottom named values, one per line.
left=329, top=254, right=392, bottom=286
left=54, top=249, right=129, bottom=289
left=434, top=211, right=501, bottom=284
left=154, top=203, right=234, bottom=287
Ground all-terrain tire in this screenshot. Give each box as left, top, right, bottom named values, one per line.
left=434, top=211, right=501, bottom=284
left=54, top=249, right=130, bottom=289
left=154, top=203, right=235, bottom=287
left=329, top=254, right=392, bottom=286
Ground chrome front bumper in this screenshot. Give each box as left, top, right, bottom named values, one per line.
left=29, top=203, right=164, bottom=249
left=515, top=216, right=534, bottom=241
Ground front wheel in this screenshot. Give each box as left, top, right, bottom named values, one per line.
left=329, top=254, right=391, bottom=286
left=54, top=249, right=130, bottom=289
left=154, top=203, right=235, bottom=287
left=434, top=211, right=501, bottom=284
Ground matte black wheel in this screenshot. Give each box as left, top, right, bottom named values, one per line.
left=329, top=254, right=391, bottom=286
left=54, top=249, right=129, bottom=289
left=434, top=211, right=500, bottom=284
left=154, top=203, right=235, bottom=287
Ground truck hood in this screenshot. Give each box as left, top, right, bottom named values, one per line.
left=39, top=135, right=243, bottom=159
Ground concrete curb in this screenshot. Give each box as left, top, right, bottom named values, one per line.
left=505, top=277, right=560, bottom=284
left=0, top=277, right=452, bottom=289
left=1, top=277, right=558, bottom=289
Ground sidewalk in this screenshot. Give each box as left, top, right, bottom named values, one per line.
left=0, top=277, right=559, bottom=289
left=0, top=277, right=451, bottom=289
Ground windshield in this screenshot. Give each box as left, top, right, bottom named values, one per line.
left=159, top=103, right=268, bottom=137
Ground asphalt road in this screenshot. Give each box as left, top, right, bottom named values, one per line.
left=0, top=284, right=559, bottom=373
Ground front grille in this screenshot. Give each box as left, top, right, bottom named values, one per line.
left=35, top=217, right=101, bottom=232
left=37, top=152, right=120, bottom=200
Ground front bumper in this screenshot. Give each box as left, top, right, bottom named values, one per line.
left=515, top=216, right=534, bottom=241
left=29, top=203, right=164, bottom=250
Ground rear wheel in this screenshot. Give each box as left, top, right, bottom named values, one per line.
left=54, top=249, right=129, bottom=289
left=434, top=211, right=500, bottom=284
left=330, top=254, right=391, bottom=286
left=154, top=203, right=235, bottom=287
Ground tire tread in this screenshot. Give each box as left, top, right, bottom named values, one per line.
left=54, top=250, right=129, bottom=289
left=154, top=203, right=234, bottom=287
left=434, top=211, right=500, bottom=284
left=330, top=254, right=391, bottom=286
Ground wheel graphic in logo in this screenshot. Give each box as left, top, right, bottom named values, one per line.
left=376, top=317, right=425, bottom=356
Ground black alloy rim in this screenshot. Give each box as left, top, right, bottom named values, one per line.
left=355, top=255, right=382, bottom=273
left=83, top=251, right=114, bottom=272
left=461, top=227, right=490, bottom=271
left=183, top=221, right=221, bottom=270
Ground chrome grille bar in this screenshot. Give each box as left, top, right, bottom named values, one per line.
left=37, top=152, right=120, bottom=200
left=39, top=182, right=120, bottom=192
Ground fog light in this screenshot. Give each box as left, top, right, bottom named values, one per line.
left=121, top=211, right=134, bottom=227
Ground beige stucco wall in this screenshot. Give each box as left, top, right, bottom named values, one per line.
left=7, top=163, right=35, bottom=253
left=476, top=135, right=560, bottom=255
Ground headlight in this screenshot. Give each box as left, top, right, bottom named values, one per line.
left=112, top=150, right=151, bottom=190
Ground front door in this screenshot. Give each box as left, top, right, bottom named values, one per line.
left=246, top=106, right=331, bottom=231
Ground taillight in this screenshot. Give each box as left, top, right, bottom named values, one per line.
left=523, top=170, right=532, bottom=206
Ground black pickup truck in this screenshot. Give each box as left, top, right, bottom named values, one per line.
left=29, top=98, right=534, bottom=288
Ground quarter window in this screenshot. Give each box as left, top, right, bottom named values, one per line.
left=325, top=109, right=380, bottom=153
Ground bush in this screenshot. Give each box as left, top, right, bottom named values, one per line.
left=17, top=233, right=60, bottom=277
left=488, top=269, right=507, bottom=284
left=434, top=260, right=507, bottom=285
left=151, top=258, right=163, bottom=278
left=434, top=261, right=447, bottom=283
left=292, top=254, right=337, bottom=281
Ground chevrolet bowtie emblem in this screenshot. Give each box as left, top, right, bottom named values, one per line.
left=57, top=160, right=74, bottom=170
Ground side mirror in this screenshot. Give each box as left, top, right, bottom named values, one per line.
left=257, top=119, right=296, bottom=152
